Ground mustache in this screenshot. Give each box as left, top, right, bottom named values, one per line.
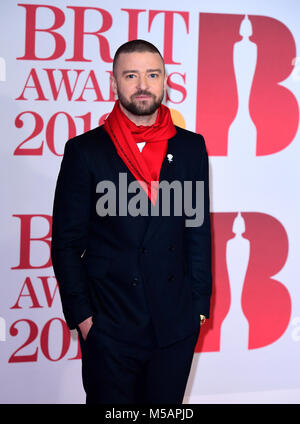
left=132, top=90, right=155, bottom=98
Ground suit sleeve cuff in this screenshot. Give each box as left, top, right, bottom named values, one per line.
left=62, top=300, right=94, bottom=330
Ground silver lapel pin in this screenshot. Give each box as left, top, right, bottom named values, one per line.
left=167, top=154, right=173, bottom=163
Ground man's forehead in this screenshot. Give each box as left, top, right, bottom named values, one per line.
left=115, top=51, right=165, bottom=70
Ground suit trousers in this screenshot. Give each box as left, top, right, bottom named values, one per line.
left=78, top=322, right=200, bottom=404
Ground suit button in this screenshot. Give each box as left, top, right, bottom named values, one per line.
left=132, top=277, right=139, bottom=286
left=168, top=245, right=175, bottom=252
left=168, top=275, right=175, bottom=281
left=140, top=247, right=147, bottom=254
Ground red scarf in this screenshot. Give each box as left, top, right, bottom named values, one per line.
left=104, top=100, right=176, bottom=204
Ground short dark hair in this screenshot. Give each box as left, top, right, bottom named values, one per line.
left=113, top=39, right=165, bottom=75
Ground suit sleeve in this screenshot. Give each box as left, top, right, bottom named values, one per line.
left=51, top=139, right=93, bottom=329
left=184, top=135, right=212, bottom=318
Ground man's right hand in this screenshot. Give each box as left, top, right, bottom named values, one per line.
left=78, top=316, right=93, bottom=341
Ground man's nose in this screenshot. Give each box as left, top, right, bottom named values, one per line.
left=137, top=75, right=149, bottom=90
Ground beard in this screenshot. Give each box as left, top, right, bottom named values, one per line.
left=117, top=89, right=164, bottom=116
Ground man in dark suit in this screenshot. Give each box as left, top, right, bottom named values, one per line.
left=51, top=39, right=212, bottom=404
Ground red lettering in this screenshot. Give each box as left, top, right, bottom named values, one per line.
left=9, top=319, right=39, bottom=362
left=98, top=113, right=110, bottom=126
left=148, top=10, right=189, bottom=64
left=121, top=9, right=146, bottom=41
left=12, top=215, right=52, bottom=270
left=75, top=70, right=105, bottom=101
left=40, top=318, right=71, bottom=361
left=45, top=68, right=84, bottom=101
left=76, top=112, right=92, bottom=133
left=68, top=336, right=82, bottom=360
left=14, top=111, right=44, bottom=155
left=166, top=72, right=187, bottom=104
left=17, top=4, right=66, bottom=61
left=16, top=68, right=48, bottom=101
left=66, top=6, right=113, bottom=62
left=46, top=112, right=76, bottom=156
left=8, top=318, right=78, bottom=362
left=38, top=276, right=59, bottom=307
left=10, top=277, right=42, bottom=309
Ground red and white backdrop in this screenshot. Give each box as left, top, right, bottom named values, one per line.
left=1, top=0, right=299, bottom=404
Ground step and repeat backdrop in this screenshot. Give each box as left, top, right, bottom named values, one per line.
left=1, top=0, right=300, bottom=403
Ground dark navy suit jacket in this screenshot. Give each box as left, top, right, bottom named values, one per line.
left=51, top=125, right=212, bottom=347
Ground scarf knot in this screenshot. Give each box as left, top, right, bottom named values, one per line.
left=104, top=100, right=176, bottom=204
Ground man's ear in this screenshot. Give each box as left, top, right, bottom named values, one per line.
left=110, top=74, right=118, bottom=97
left=163, top=72, right=168, bottom=97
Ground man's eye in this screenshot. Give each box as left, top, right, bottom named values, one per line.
left=149, top=73, right=158, bottom=78
left=126, top=74, right=135, bottom=79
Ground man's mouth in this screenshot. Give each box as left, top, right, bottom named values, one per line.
left=135, top=95, right=151, bottom=100
left=133, top=92, right=154, bottom=100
